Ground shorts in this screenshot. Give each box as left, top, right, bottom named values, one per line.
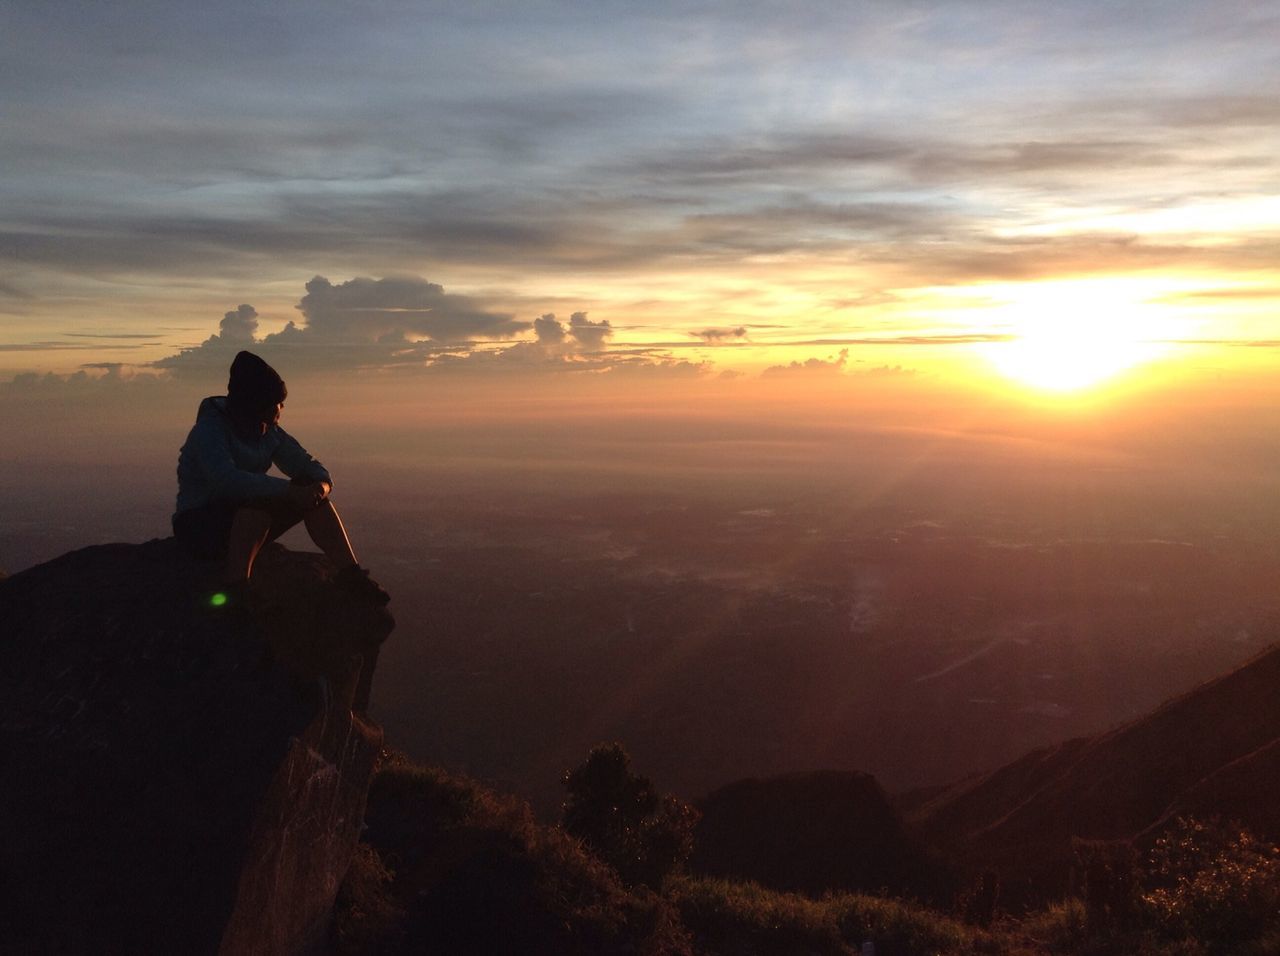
left=172, top=496, right=306, bottom=560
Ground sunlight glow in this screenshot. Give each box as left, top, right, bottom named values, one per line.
left=969, top=280, right=1178, bottom=393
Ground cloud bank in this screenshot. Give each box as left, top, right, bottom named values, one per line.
left=148, top=275, right=699, bottom=381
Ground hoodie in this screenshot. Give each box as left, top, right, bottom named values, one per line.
left=174, top=396, right=332, bottom=516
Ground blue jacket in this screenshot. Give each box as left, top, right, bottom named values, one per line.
left=174, top=396, right=331, bottom=515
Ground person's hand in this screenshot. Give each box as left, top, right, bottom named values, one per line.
left=289, top=481, right=329, bottom=510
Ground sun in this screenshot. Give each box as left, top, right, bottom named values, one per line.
left=972, top=280, right=1169, bottom=393
left=985, top=322, right=1157, bottom=392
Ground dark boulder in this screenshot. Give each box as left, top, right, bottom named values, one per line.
left=0, top=539, right=393, bottom=955
left=690, top=770, right=953, bottom=901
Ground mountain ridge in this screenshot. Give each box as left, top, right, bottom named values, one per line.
left=910, top=639, right=1280, bottom=897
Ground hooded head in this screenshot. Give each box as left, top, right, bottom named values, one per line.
left=226, top=351, right=287, bottom=426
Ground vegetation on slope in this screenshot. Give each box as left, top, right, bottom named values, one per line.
left=333, top=752, right=691, bottom=955
left=333, top=748, right=1280, bottom=956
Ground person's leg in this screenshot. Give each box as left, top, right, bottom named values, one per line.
left=302, top=499, right=359, bottom=570
left=225, top=505, right=274, bottom=583
left=302, top=499, right=389, bottom=604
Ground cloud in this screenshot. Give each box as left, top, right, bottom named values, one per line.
left=790, top=334, right=1014, bottom=346
left=138, top=275, right=710, bottom=382
left=296, top=275, right=529, bottom=343
left=1155, top=287, right=1280, bottom=303
left=609, top=129, right=1215, bottom=193
left=1079, top=94, right=1280, bottom=132
left=2, top=365, right=164, bottom=392
left=0, top=341, right=151, bottom=352
left=693, top=327, right=747, bottom=343
left=533, top=313, right=567, bottom=344
left=5, top=1, right=1274, bottom=380
left=63, top=332, right=166, bottom=339
left=1153, top=339, right=1280, bottom=349
left=567, top=312, right=612, bottom=349
left=217, top=304, right=259, bottom=344
left=0, top=279, right=32, bottom=299
left=152, top=303, right=264, bottom=372
left=762, top=349, right=849, bottom=378
left=854, top=364, right=917, bottom=378
left=154, top=274, right=531, bottom=375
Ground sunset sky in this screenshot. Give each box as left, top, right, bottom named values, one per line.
left=2, top=0, right=1278, bottom=394
left=11, top=4, right=1280, bottom=883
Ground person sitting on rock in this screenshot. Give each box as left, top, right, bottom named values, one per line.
left=173, top=350, right=389, bottom=606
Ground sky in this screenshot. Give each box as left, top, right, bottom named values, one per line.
left=2, top=0, right=1278, bottom=395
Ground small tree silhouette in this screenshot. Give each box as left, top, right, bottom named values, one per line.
left=562, top=743, right=698, bottom=889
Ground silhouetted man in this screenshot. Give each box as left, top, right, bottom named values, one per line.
left=173, top=350, right=388, bottom=606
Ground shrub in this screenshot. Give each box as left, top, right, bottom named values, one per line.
left=1139, top=817, right=1280, bottom=952
left=827, top=890, right=983, bottom=956
left=331, top=843, right=404, bottom=955
left=1020, top=897, right=1088, bottom=950
left=340, top=752, right=692, bottom=955
left=669, top=876, right=849, bottom=955
left=562, top=743, right=699, bottom=889
left=669, top=876, right=995, bottom=956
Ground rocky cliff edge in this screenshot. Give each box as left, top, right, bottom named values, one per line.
left=0, top=539, right=394, bottom=955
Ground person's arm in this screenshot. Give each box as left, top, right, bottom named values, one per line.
left=188, top=415, right=293, bottom=501
left=272, top=427, right=333, bottom=489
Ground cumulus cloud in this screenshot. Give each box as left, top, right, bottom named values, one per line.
left=150, top=303, right=260, bottom=372
left=567, top=312, right=612, bottom=349
left=141, top=275, right=705, bottom=382
left=762, top=348, right=848, bottom=378
left=296, top=275, right=529, bottom=343
left=154, top=274, right=530, bottom=375
left=218, top=304, right=259, bottom=343
left=533, top=313, right=567, bottom=343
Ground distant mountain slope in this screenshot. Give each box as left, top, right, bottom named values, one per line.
left=1144, top=733, right=1280, bottom=842
left=910, top=641, right=1280, bottom=898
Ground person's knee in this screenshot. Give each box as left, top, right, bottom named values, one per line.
left=305, top=497, right=337, bottom=518
left=231, top=503, right=274, bottom=536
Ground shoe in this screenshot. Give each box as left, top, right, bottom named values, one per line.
left=335, top=565, right=390, bottom=606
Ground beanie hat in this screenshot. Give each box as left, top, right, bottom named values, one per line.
left=226, top=351, right=287, bottom=418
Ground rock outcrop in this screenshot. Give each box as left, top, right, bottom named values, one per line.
left=0, top=539, right=393, bottom=955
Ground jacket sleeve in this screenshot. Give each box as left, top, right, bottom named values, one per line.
left=271, top=427, right=333, bottom=487
left=189, top=415, right=293, bottom=501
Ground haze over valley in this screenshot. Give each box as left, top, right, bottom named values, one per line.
left=7, top=379, right=1278, bottom=814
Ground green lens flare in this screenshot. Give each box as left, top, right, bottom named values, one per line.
left=210, top=592, right=228, bottom=607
